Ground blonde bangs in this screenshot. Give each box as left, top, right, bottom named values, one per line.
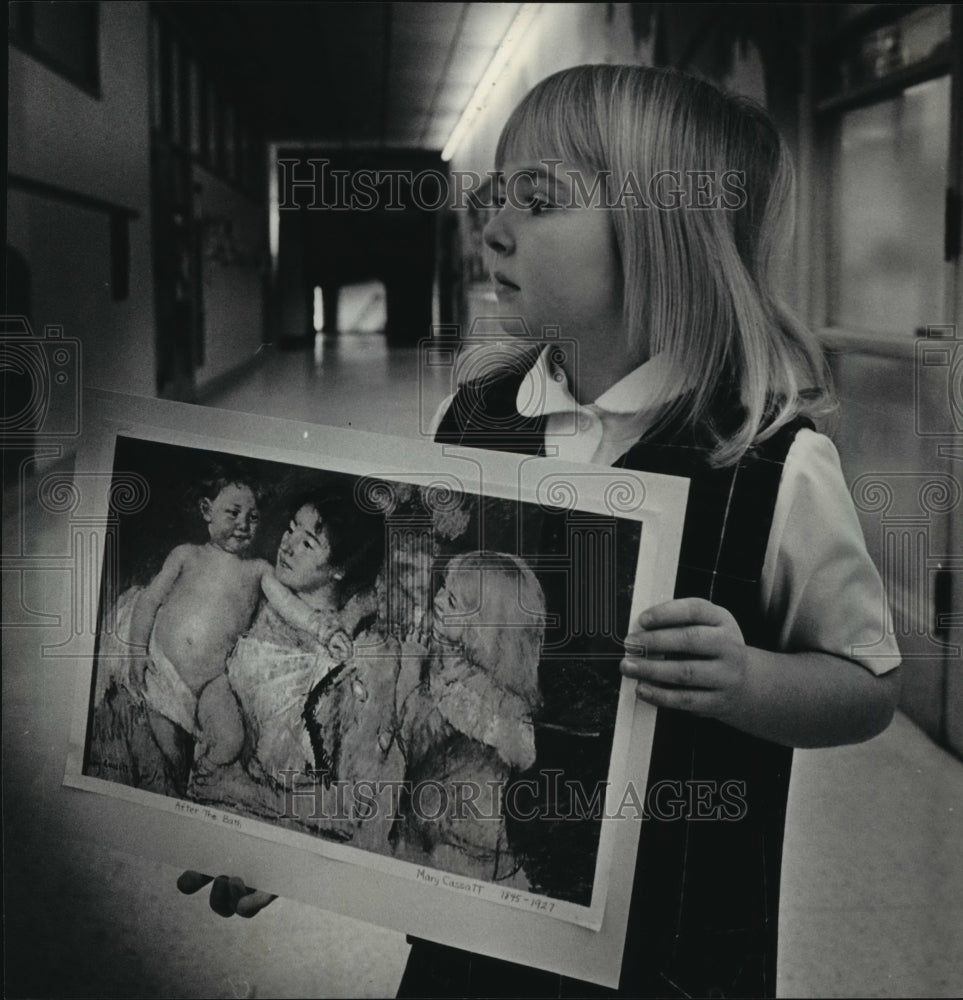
left=494, top=69, right=608, bottom=173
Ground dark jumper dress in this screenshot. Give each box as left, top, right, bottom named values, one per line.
left=398, top=368, right=810, bottom=999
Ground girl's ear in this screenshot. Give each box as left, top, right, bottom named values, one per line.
left=200, top=497, right=213, bottom=522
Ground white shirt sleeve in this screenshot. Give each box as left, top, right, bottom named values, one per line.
left=760, top=429, right=901, bottom=674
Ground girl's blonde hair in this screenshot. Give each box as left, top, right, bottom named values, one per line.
left=495, top=64, right=835, bottom=466
left=442, top=550, right=545, bottom=711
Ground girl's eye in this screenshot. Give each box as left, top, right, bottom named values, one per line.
left=523, top=192, right=551, bottom=216
left=495, top=190, right=550, bottom=214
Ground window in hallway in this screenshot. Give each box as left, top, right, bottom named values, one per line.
left=313, top=285, right=324, bottom=333
left=814, top=3, right=956, bottom=340
left=830, top=74, right=950, bottom=336
left=338, top=280, right=388, bottom=334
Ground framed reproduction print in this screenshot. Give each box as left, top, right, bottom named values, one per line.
left=62, top=389, right=688, bottom=987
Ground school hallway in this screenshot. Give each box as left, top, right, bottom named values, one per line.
left=8, top=2, right=963, bottom=996
left=3, top=328, right=962, bottom=1000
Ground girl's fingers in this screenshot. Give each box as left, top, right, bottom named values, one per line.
left=620, top=656, right=718, bottom=689
left=633, top=680, right=718, bottom=714
left=637, top=598, right=730, bottom=630
left=235, top=890, right=278, bottom=918
left=624, top=625, right=723, bottom=659
left=209, top=875, right=251, bottom=918
left=179, top=871, right=273, bottom=918
left=176, top=870, right=214, bottom=894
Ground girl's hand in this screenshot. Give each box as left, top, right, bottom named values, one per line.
left=177, top=870, right=276, bottom=918
left=620, top=598, right=749, bottom=722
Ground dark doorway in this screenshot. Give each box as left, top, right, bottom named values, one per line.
left=278, top=149, right=444, bottom=347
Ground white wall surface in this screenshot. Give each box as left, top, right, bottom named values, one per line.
left=192, top=166, right=267, bottom=391
left=8, top=2, right=155, bottom=400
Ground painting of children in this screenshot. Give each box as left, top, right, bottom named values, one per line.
left=83, top=439, right=644, bottom=920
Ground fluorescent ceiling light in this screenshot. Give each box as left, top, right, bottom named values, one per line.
left=441, top=3, right=542, bottom=162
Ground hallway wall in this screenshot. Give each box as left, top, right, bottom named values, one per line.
left=7, top=3, right=270, bottom=414
left=192, top=166, right=266, bottom=392
left=8, top=2, right=155, bottom=403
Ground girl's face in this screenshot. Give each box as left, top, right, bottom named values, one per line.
left=202, top=483, right=260, bottom=554
left=432, top=568, right=480, bottom=646
left=276, top=503, right=338, bottom=594
left=483, top=156, right=631, bottom=390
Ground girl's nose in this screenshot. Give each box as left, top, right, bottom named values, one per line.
left=483, top=209, right=514, bottom=255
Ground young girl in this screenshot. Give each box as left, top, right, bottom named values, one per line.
left=389, top=550, right=545, bottom=883
left=397, top=64, right=902, bottom=999
left=181, top=64, right=900, bottom=993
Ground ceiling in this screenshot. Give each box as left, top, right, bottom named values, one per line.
left=169, top=1, right=525, bottom=150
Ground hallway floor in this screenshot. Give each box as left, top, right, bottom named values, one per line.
left=4, top=332, right=961, bottom=998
